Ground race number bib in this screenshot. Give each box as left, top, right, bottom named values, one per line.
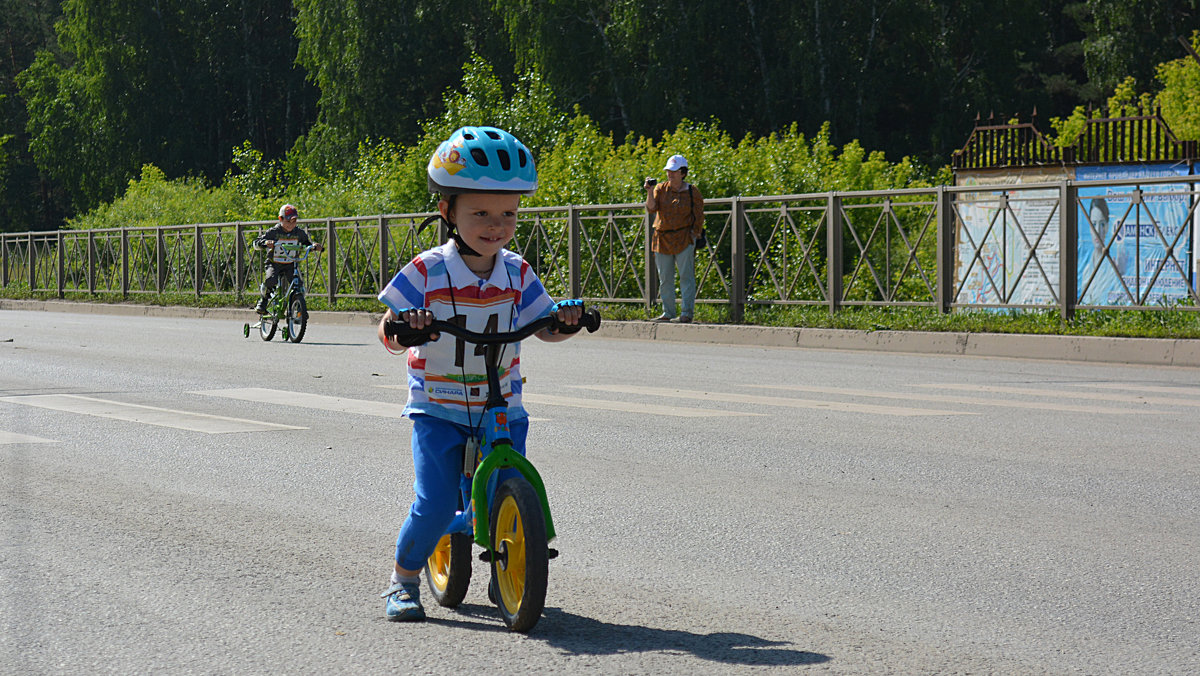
left=271, top=238, right=302, bottom=264
left=422, top=311, right=512, bottom=407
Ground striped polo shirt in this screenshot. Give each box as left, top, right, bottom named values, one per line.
left=378, top=241, right=554, bottom=425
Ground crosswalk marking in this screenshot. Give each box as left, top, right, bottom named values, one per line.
left=1069, top=382, right=1200, bottom=397
left=195, top=387, right=408, bottom=419
left=919, top=383, right=1195, bottom=409
left=521, top=393, right=763, bottom=418
left=0, top=395, right=304, bottom=434
left=6, top=380, right=1177, bottom=433
left=574, top=385, right=975, bottom=417
left=375, top=385, right=758, bottom=418
left=748, top=384, right=1160, bottom=416
left=0, top=430, right=57, bottom=444
left=1075, top=384, right=1200, bottom=398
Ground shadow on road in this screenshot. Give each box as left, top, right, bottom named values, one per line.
left=430, top=603, right=830, bottom=667
left=539, top=607, right=830, bottom=666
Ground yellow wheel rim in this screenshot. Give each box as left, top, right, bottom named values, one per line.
left=427, top=534, right=453, bottom=592
left=495, top=495, right=526, bottom=611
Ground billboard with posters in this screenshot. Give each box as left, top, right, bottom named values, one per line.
left=1075, top=163, right=1193, bottom=306
left=954, top=168, right=1071, bottom=306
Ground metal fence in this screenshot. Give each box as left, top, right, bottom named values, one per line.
left=3, top=176, right=1198, bottom=320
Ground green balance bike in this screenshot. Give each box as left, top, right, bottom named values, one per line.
left=383, top=307, right=602, bottom=632
left=243, top=243, right=314, bottom=343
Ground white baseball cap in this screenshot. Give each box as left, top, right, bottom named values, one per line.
left=664, top=155, right=688, bottom=171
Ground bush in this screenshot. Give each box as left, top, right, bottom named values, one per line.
left=69, top=165, right=254, bottom=230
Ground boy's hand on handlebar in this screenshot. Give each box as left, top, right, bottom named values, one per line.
left=312, top=242, right=324, bottom=252
left=379, top=307, right=439, bottom=352
left=401, top=307, right=436, bottom=330
left=543, top=299, right=584, bottom=340
left=551, top=301, right=583, bottom=329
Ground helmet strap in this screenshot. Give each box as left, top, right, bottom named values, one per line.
left=415, top=211, right=482, bottom=257
left=450, top=229, right=483, bottom=257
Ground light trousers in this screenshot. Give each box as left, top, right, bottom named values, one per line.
left=655, top=244, right=696, bottom=318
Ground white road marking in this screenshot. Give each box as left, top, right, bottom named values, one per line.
left=1068, top=382, right=1200, bottom=397
left=575, top=385, right=974, bottom=417
left=0, top=395, right=304, bottom=434
left=918, top=383, right=1192, bottom=409
left=521, top=393, right=763, bottom=417
left=748, top=384, right=1161, bottom=416
left=195, top=387, right=409, bottom=419
left=0, top=430, right=57, bottom=444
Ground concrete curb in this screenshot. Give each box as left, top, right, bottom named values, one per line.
left=4, top=298, right=1199, bottom=368
left=0, top=298, right=381, bottom=326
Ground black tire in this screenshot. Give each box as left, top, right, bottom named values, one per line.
left=489, top=477, right=548, bottom=632
left=287, top=295, right=307, bottom=343
left=424, top=532, right=473, bottom=608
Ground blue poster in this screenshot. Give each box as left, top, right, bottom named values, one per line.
left=1076, top=163, right=1192, bottom=306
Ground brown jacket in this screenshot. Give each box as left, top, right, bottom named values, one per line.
left=649, top=182, right=705, bottom=255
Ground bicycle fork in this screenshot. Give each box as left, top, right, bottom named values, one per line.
left=461, top=343, right=557, bottom=553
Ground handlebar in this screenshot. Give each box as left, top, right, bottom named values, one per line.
left=384, top=307, right=602, bottom=348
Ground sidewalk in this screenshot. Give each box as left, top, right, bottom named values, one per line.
left=4, top=298, right=1200, bottom=368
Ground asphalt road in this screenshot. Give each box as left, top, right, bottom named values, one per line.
left=2, top=309, right=1198, bottom=674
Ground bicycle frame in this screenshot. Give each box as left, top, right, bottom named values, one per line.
left=267, top=245, right=308, bottom=314
left=446, top=343, right=557, bottom=552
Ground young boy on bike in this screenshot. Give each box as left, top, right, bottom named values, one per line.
left=252, top=204, right=324, bottom=314
left=376, top=126, right=584, bottom=621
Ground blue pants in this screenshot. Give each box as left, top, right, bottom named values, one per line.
left=655, top=244, right=696, bottom=318
left=394, top=414, right=529, bottom=571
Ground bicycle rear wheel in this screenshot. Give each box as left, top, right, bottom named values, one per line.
left=489, top=477, right=548, bottom=632
left=425, top=532, right=473, bottom=607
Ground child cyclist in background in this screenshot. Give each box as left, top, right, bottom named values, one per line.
left=376, top=126, right=584, bottom=621
left=252, top=204, right=324, bottom=314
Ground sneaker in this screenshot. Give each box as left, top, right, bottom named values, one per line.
left=253, top=300, right=267, bottom=314
left=381, top=582, right=425, bottom=622
left=678, top=315, right=693, bottom=324
left=651, top=314, right=674, bottom=322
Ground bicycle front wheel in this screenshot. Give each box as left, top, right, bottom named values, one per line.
left=287, top=295, right=307, bottom=343
left=425, top=532, right=472, bottom=608
left=489, top=477, right=548, bottom=632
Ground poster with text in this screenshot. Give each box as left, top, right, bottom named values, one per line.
left=954, top=169, right=1069, bottom=306
left=1076, top=163, right=1192, bottom=306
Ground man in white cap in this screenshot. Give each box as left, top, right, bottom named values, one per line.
left=644, top=154, right=705, bottom=322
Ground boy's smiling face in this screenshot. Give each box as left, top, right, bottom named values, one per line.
left=443, top=192, right=521, bottom=261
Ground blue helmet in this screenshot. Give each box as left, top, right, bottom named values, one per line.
left=427, top=126, right=537, bottom=196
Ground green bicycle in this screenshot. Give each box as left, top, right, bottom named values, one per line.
left=243, top=242, right=313, bottom=343
left=383, top=307, right=602, bottom=632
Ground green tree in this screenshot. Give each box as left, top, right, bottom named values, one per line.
left=290, top=0, right=513, bottom=176
left=1083, top=0, right=1199, bottom=95
left=1155, top=31, right=1200, bottom=139
left=492, top=1, right=1103, bottom=167
left=0, top=0, right=64, bottom=231
left=18, top=0, right=315, bottom=212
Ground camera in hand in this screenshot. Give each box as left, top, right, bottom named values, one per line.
left=644, top=177, right=657, bottom=189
